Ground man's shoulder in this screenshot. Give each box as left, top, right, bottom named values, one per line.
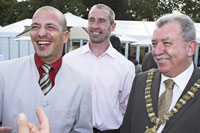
left=63, top=45, right=86, bottom=59
left=0, top=56, right=33, bottom=77
left=111, top=50, right=133, bottom=66
left=0, top=56, right=32, bottom=69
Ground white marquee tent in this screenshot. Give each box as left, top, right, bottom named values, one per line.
left=0, top=19, right=33, bottom=60
left=1, top=12, right=200, bottom=65
left=0, top=13, right=89, bottom=60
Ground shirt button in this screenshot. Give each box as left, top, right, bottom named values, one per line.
left=42, top=101, right=49, bottom=107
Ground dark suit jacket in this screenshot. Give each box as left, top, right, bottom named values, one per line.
left=121, top=65, right=200, bottom=133
left=142, top=52, right=158, bottom=72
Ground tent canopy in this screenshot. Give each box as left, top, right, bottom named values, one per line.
left=17, top=12, right=89, bottom=40
left=2, top=12, right=200, bottom=44
left=0, top=19, right=31, bottom=37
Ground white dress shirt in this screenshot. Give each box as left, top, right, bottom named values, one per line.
left=158, top=63, right=194, bottom=133
left=63, top=43, right=135, bottom=130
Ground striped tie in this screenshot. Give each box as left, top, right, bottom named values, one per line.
left=40, top=64, right=52, bottom=95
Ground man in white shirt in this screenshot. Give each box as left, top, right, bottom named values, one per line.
left=64, top=4, right=135, bottom=132
left=121, top=13, right=200, bottom=133
left=0, top=6, right=92, bottom=133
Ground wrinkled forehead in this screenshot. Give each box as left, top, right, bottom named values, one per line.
left=32, top=10, right=62, bottom=26
left=152, top=23, right=183, bottom=43
left=89, top=8, right=110, bottom=20
left=33, top=9, right=60, bottom=20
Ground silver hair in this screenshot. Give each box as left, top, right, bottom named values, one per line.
left=155, top=13, right=196, bottom=43
left=88, top=4, right=115, bottom=24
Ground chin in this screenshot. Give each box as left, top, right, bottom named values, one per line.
left=159, top=67, right=172, bottom=75
left=37, top=52, right=50, bottom=58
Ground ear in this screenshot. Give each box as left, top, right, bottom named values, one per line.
left=63, top=31, right=69, bottom=43
left=111, top=22, right=116, bottom=32
left=187, top=40, right=197, bottom=56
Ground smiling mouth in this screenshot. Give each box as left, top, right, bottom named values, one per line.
left=92, top=31, right=100, bottom=35
left=37, top=41, right=51, bottom=45
left=156, top=58, right=170, bottom=61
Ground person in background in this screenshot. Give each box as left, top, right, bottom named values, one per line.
left=121, top=13, right=200, bottom=133
left=64, top=4, right=135, bottom=133
left=0, top=6, right=92, bottom=133
left=142, top=51, right=158, bottom=72
left=132, top=59, right=141, bottom=74
left=110, top=35, right=122, bottom=54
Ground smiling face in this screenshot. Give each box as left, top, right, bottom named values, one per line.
left=88, top=8, right=116, bottom=44
left=31, top=9, right=68, bottom=64
left=152, top=22, right=196, bottom=77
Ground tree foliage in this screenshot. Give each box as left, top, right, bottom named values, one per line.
left=1, top=0, right=200, bottom=26
left=0, top=0, right=18, bottom=26
left=0, top=0, right=87, bottom=26
left=128, top=0, right=200, bottom=22
left=181, top=0, right=200, bottom=22
left=81, top=0, right=130, bottom=20
left=28, top=0, right=87, bottom=17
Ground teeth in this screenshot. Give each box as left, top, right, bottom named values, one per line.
left=158, top=58, right=169, bottom=61
left=38, top=41, right=50, bottom=45
left=155, top=55, right=170, bottom=60
left=93, top=32, right=100, bottom=35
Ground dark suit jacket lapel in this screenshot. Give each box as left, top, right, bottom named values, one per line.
left=151, top=69, right=161, bottom=116
left=163, top=65, right=200, bottom=131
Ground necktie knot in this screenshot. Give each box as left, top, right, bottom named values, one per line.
left=41, top=64, right=52, bottom=74
left=164, top=79, right=175, bottom=90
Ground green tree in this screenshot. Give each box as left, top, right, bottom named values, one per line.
left=51, top=0, right=87, bottom=17
left=28, top=0, right=87, bottom=17
left=14, top=1, right=32, bottom=20
left=128, top=0, right=200, bottom=22
left=181, top=0, right=200, bottom=22
left=2, top=0, right=200, bottom=26
left=128, top=0, right=158, bottom=21
left=81, top=0, right=131, bottom=20
left=0, top=0, right=18, bottom=26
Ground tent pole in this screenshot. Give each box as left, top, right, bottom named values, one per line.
left=125, top=42, right=129, bottom=59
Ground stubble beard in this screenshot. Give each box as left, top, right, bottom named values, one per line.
left=90, top=32, right=110, bottom=44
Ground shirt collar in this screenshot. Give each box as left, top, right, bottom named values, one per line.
left=80, top=42, right=117, bottom=59
left=34, top=53, right=62, bottom=73
left=161, top=63, right=194, bottom=91
left=105, top=43, right=117, bottom=59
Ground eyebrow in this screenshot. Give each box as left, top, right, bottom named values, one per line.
left=161, top=37, right=170, bottom=41
left=99, top=18, right=106, bottom=21
left=89, top=17, right=106, bottom=21
left=31, top=23, right=58, bottom=27
left=152, top=37, right=172, bottom=42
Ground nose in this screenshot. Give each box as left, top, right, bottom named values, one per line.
left=152, top=42, right=164, bottom=55
left=38, top=27, right=47, bottom=37
left=89, top=21, right=99, bottom=29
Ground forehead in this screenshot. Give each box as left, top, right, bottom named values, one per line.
left=32, top=10, right=61, bottom=26
left=153, top=22, right=182, bottom=40
left=89, top=8, right=110, bottom=20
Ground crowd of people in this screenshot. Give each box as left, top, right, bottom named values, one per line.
left=0, top=3, right=200, bottom=133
